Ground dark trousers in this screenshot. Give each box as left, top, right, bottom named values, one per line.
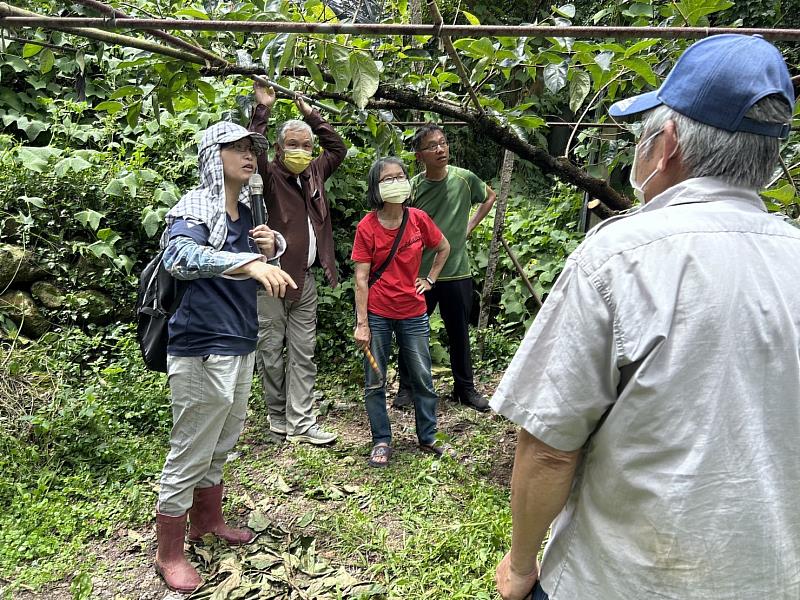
left=532, top=581, right=549, bottom=600
left=399, top=277, right=475, bottom=393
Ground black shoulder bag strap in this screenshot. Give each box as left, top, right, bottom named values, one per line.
left=368, top=207, right=409, bottom=287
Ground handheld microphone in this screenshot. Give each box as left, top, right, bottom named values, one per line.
left=249, top=173, right=266, bottom=227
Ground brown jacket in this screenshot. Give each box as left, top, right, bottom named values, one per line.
left=248, top=105, right=346, bottom=301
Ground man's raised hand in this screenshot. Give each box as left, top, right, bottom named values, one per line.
left=254, top=82, right=276, bottom=109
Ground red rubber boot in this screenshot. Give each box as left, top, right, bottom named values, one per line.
left=154, top=512, right=202, bottom=594
left=188, top=483, right=255, bottom=545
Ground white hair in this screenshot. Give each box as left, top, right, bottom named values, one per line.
left=276, top=119, right=315, bottom=147
left=641, top=95, right=791, bottom=189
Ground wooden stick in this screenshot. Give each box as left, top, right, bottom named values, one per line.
left=362, top=345, right=384, bottom=382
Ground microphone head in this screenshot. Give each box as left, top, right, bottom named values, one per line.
left=249, top=173, right=263, bottom=195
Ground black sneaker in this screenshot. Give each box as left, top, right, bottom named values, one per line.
left=454, top=388, right=490, bottom=412
left=392, top=386, right=413, bottom=409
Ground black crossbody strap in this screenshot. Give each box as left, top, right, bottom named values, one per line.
left=368, top=207, right=409, bottom=287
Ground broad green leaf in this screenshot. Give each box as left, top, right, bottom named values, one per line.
left=139, top=169, right=160, bottom=183
left=761, top=184, right=797, bottom=206
left=22, top=43, right=42, bottom=58
left=16, top=146, right=62, bottom=172
left=622, top=3, right=653, bottom=18
left=126, top=101, right=142, bottom=129
left=110, top=85, right=143, bottom=99
left=543, top=62, right=568, bottom=94
left=624, top=38, right=660, bottom=59
left=673, top=0, right=733, bottom=26
left=18, top=195, right=45, bottom=209
left=510, top=115, right=545, bottom=130
left=470, top=38, right=495, bottom=59
left=554, top=4, right=576, bottom=18
left=54, top=156, right=92, bottom=177
left=172, top=89, right=198, bottom=112
left=95, top=100, right=124, bottom=115
left=302, top=56, right=325, bottom=89
left=174, top=7, right=209, bottom=19
left=113, top=254, right=134, bottom=275
left=87, top=241, right=115, bottom=260
left=75, top=209, right=104, bottom=231
left=39, top=49, right=55, bottom=74
left=141, top=207, right=165, bottom=238
left=105, top=173, right=140, bottom=198
left=2, top=55, right=28, bottom=73
left=462, top=10, right=480, bottom=25
left=17, top=116, right=48, bottom=141
left=350, top=52, right=379, bottom=109
left=592, top=7, right=612, bottom=23
left=452, top=38, right=477, bottom=51
left=275, top=34, right=297, bottom=80
left=594, top=51, right=614, bottom=71
left=261, top=33, right=290, bottom=80
left=195, top=80, right=216, bottom=103
left=327, top=45, right=352, bottom=91
left=621, top=57, right=658, bottom=86
left=168, top=72, right=188, bottom=93
left=569, top=69, right=591, bottom=113
left=154, top=188, right=178, bottom=207
left=96, top=228, right=121, bottom=245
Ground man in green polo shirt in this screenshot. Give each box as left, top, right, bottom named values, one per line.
left=395, top=124, right=497, bottom=411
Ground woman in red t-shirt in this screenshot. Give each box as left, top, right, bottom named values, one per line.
left=351, top=157, right=451, bottom=467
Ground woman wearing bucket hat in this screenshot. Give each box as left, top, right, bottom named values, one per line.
left=153, top=121, right=296, bottom=593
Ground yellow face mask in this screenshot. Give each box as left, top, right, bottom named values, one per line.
left=282, top=148, right=313, bottom=174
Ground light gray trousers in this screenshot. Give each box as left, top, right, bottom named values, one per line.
left=158, top=352, right=254, bottom=516
left=255, top=271, right=318, bottom=435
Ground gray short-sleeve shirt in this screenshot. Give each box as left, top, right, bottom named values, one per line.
left=491, top=177, right=800, bottom=599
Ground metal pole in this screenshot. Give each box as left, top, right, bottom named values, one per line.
left=2, top=14, right=800, bottom=41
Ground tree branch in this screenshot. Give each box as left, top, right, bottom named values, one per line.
left=317, top=84, right=631, bottom=210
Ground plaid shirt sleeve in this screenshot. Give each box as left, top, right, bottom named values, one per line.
left=163, top=235, right=264, bottom=280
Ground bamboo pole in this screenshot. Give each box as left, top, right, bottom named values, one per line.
left=1, top=2, right=339, bottom=114
left=2, top=14, right=800, bottom=41
left=478, top=149, right=515, bottom=351
left=501, top=239, right=543, bottom=308
left=0, top=3, right=203, bottom=63
left=426, top=0, right=483, bottom=115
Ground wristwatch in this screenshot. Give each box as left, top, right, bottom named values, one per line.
left=425, top=276, right=436, bottom=287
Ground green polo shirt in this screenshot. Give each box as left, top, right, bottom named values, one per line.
left=410, top=166, right=488, bottom=281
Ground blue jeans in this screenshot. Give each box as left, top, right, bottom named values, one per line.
left=364, top=313, right=438, bottom=446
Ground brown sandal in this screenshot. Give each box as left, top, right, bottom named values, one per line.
left=368, top=444, right=392, bottom=468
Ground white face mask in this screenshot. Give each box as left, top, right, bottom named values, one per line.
left=379, top=180, right=411, bottom=204
left=629, top=129, right=664, bottom=203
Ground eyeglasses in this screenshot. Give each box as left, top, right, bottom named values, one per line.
left=379, top=175, right=408, bottom=184
left=420, top=141, right=448, bottom=152
left=225, top=140, right=256, bottom=155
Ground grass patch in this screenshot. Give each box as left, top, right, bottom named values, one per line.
left=1, top=330, right=517, bottom=598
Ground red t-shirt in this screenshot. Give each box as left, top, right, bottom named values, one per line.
left=351, top=208, right=443, bottom=319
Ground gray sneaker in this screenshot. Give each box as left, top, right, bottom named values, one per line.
left=287, top=424, right=337, bottom=445
left=269, top=416, right=287, bottom=435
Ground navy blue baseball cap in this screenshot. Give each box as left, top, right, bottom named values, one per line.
left=609, top=34, right=795, bottom=139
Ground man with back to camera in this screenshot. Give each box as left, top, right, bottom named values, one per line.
left=491, top=34, right=800, bottom=599
left=248, top=82, right=346, bottom=445
left=394, top=124, right=497, bottom=412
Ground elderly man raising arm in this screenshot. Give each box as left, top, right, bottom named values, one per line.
left=248, top=83, right=347, bottom=445
left=493, top=34, right=800, bottom=600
